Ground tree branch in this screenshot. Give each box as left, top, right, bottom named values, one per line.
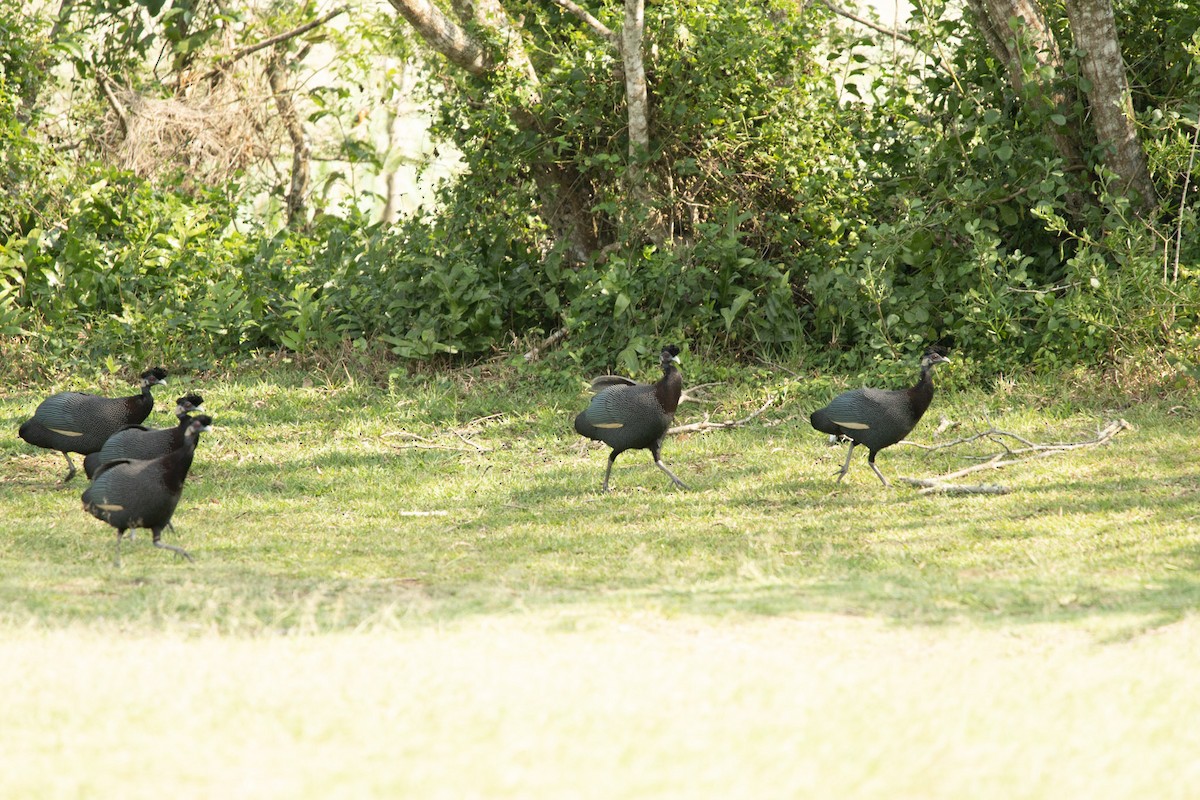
left=897, top=419, right=1133, bottom=494
left=819, top=0, right=913, bottom=44
left=95, top=72, right=130, bottom=139
left=201, top=6, right=349, bottom=83
left=547, top=0, right=616, bottom=43
left=668, top=396, right=775, bottom=435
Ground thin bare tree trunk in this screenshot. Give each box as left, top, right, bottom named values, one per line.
left=1063, top=0, right=1156, bottom=208
left=622, top=0, right=649, bottom=177
left=267, top=51, right=311, bottom=228
left=386, top=0, right=599, bottom=261
left=552, top=0, right=665, bottom=243
left=964, top=0, right=1084, bottom=173
left=620, top=0, right=666, bottom=243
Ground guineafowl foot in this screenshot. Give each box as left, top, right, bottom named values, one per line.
left=599, top=456, right=617, bottom=493
left=834, top=442, right=856, bottom=483
left=155, top=541, right=194, bottom=562
left=868, top=463, right=890, bottom=487
left=59, top=454, right=78, bottom=484
left=655, top=460, right=689, bottom=490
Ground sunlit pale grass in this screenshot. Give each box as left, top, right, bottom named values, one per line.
left=3, top=611, right=1200, bottom=799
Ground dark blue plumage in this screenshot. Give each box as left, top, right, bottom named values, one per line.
left=82, top=415, right=211, bottom=566
left=82, top=393, right=205, bottom=479
left=810, top=347, right=950, bottom=486
left=18, top=367, right=168, bottom=482
left=574, top=345, right=688, bottom=492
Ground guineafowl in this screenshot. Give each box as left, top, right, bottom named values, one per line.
left=81, top=414, right=212, bottom=567
left=18, top=367, right=168, bottom=482
left=810, top=347, right=950, bottom=486
left=574, top=345, right=688, bottom=492
left=82, top=393, right=205, bottom=480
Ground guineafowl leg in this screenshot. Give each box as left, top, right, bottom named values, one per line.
left=835, top=442, right=857, bottom=482
left=61, top=452, right=77, bottom=483
left=867, top=453, right=890, bottom=487
left=113, top=531, right=124, bottom=568
left=650, top=445, right=688, bottom=490
left=601, top=452, right=619, bottom=493
left=153, top=529, right=194, bottom=562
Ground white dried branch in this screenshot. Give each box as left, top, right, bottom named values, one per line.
left=898, top=479, right=1011, bottom=495
left=898, top=419, right=1132, bottom=495
left=523, top=327, right=568, bottom=361
left=547, top=0, right=617, bottom=43
left=668, top=396, right=775, bottom=435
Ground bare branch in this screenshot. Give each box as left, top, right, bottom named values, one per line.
left=819, top=0, right=914, bottom=43
left=201, top=6, right=349, bottom=83
left=898, top=419, right=1133, bottom=495
left=524, top=328, right=568, bottom=362
left=548, top=0, right=617, bottom=42
left=95, top=73, right=130, bottom=139
left=1173, top=113, right=1200, bottom=283
left=668, top=396, right=775, bottom=435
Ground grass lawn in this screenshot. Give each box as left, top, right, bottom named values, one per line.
left=1, top=359, right=1197, bottom=798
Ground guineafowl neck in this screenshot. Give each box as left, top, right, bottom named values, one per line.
left=907, top=367, right=936, bottom=418
left=654, top=367, right=683, bottom=413
left=163, top=440, right=199, bottom=493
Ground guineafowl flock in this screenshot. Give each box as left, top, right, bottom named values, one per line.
left=16, top=345, right=951, bottom=565
left=17, top=368, right=215, bottom=566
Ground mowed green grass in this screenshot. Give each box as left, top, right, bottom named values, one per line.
left=1, top=362, right=1198, bottom=798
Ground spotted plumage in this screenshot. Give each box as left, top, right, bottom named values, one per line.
left=81, top=415, right=211, bottom=566
left=810, top=347, right=950, bottom=486
left=18, top=367, right=168, bottom=482
left=82, top=393, right=205, bottom=480
left=574, top=345, right=688, bottom=492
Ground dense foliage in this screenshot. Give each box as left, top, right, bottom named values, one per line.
left=0, top=0, right=1196, bottom=382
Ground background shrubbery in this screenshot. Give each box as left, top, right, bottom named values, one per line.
left=0, top=0, right=1197, bottom=385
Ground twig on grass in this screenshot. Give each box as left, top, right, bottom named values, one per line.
left=668, top=395, right=775, bottom=435
left=900, top=480, right=1011, bottom=495
left=898, top=419, right=1133, bottom=495
left=453, top=431, right=491, bottom=453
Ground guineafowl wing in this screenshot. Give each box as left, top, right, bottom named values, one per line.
left=575, top=385, right=666, bottom=449
left=29, top=393, right=92, bottom=433
left=588, top=375, right=639, bottom=392
left=84, top=458, right=176, bottom=529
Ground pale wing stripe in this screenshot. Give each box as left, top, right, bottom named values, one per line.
left=49, top=428, right=85, bottom=437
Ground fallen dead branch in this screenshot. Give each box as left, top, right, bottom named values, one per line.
left=899, top=418, right=1133, bottom=495
left=899, top=480, right=1011, bottom=495
left=668, top=395, right=775, bottom=435
left=523, top=328, right=568, bottom=361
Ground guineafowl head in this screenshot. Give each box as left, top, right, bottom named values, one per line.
left=921, top=347, right=950, bottom=369
left=174, top=394, right=205, bottom=416
left=660, top=345, right=682, bottom=369
left=139, top=367, right=169, bottom=388
left=186, top=415, right=214, bottom=438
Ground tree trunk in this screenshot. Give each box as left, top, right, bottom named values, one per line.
left=386, top=0, right=599, bottom=261
left=267, top=51, right=311, bottom=229
left=552, top=0, right=665, bottom=243
left=963, top=0, right=1084, bottom=173
left=620, top=0, right=667, bottom=243
left=1063, top=0, right=1156, bottom=208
